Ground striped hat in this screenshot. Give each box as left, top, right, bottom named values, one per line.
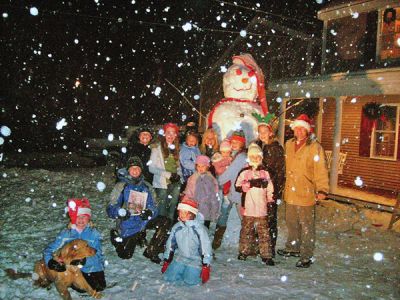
left=67, top=198, right=92, bottom=224
left=177, top=199, right=198, bottom=215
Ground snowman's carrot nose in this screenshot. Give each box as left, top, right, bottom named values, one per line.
left=241, top=78, right=249, bottom=83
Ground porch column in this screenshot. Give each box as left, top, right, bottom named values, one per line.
left=329, top=96, right=344, bottom=193
left=277, top=98, right=287, bottom=145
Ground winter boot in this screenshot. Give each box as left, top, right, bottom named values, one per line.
left=237, top=253, right=247, bottom=261
left=277, top=249, right=300, bottom=257
left=296, top=258, right=313, bottom=268
left=212, top=226, right=227, bottom=250
left=262, top=258, right=275, bottom=266
left=110, top=229, right=121, bottom=247
left=143, top=248, right=162, bottom=264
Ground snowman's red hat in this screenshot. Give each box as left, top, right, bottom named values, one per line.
left=232, top=53, right=268, bottom=115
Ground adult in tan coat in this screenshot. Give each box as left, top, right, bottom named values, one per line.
left=277, top=114, right=329, bottom=268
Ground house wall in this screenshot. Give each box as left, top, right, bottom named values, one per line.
left=321, top=96, right=400, bottom=192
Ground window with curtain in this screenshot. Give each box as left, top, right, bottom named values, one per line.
left=380, top=7, right=400, bottom=60
left=360, top=104, right=400, bottom=160
left=371, top=105, right=399, bottom=159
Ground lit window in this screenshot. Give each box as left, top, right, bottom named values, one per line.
left=371, top=105, right=399, bottom=159
left=380, top=7, right=400, bottom=60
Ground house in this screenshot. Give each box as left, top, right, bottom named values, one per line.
left=269, top=0, right=400, bottom=198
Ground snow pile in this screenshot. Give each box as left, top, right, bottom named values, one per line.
left=0, top=166, right=399, bottom=299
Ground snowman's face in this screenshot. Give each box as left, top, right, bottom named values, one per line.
left=223, top=64, right=257, bottom=100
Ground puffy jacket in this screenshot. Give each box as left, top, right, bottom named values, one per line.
left=179, top=143, right=201, bottom=182
left=164, top=218, right=212, bottom=267
left=218, top=151, right=247, bottom=204
left=284, top=137, right=329, bottom=206
left=43, top=226, right=104, bottom=273
left=106, top=179, right=158, bottom=238
left=235, top=166, right=274, bottom=217
left=184, top=172, right=220, bottom=221
left=149, top=143, right=182, bottom=189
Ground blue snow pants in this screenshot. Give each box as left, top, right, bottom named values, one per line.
left=163, top=261, right=202, bottom=286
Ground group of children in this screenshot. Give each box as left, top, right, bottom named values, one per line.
left=42, top=120, right=281, bottom=293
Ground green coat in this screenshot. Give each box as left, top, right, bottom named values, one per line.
left=284, top=137, right=329, bottom=206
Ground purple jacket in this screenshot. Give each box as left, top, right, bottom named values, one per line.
left=184, top=172, right=220, bottom=221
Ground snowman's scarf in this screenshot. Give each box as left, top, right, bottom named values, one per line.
left=207, top=98, right=258, bottom=128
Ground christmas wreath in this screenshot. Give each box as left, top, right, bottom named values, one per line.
left=362, top=102, right=382, bottom=120
left=383, top=8, right=396, bottom=24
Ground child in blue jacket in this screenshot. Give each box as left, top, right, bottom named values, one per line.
left=180, top=131, right=201, bottom=184
left=107, top=156, right=158, bottom=259
left=44, top=198, right=106, bottom=292
left=161, top=199, right=212, bottom=286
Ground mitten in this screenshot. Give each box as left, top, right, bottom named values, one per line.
left=118, top=208, right=131, bottom=220
left=48, top=259, right=66, bottom=272
left=249, top=178, right=268, bottom=188
left=169, top=173, right=180, bottom=183
left=161, top=251, right=174, bottom=273
left=161, top=260, right=170, bottom=273
left=140, top=209, right=153, bottom=220
left=242, top=181, right=251, bottom=193
left=200, top=264, right=211, bottom=283
left=70, top=257, right=86, bottom=267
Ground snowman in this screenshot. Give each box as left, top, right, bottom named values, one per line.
left=207, top=53, right=268, bottom=145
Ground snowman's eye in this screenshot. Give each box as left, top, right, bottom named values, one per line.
left=248, top=70, right=255, bottom=77
left=235, top=69, right=242, bottom=75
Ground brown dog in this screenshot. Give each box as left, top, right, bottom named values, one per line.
left=33, top=239, right=102, bottom=300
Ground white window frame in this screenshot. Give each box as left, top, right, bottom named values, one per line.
left=370, top=103, right=399, bottom=161
left=376, top=5, right=400, bottom=63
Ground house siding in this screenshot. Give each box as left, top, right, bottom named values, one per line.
left=321, top=97, right=400, bottom=192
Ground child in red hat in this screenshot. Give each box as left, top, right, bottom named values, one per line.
left=43, top=198, right=106, bottom=293
left=161, top=199, right=212, bottom=286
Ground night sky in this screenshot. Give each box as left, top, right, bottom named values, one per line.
left=0, top=0, right=329, bottom=152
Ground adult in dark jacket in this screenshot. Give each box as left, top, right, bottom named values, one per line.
left=254, top=117, right=285, bottom=257
left=120, top=126, right=153, bottom=183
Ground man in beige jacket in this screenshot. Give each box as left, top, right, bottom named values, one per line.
left=277, top=114, right=329, bottom=268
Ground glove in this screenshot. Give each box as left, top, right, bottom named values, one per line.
left=71, top=257, right=86, bottom=267
left=200, top=264, right=211, bottom=284
left=140, top=209, right=153, bottom=220
left=242, top=181, right=251, bottom=193
left=48, top=258, right=66, bottom=272
left=169, top=173, right=180, bottom=184
left=118, top=208, right=131, bottom=220
left=161, top=251, right=174, bottom=273
left=249, top=178, right=268, bottom=188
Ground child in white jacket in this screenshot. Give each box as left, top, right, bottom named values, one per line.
left=235, top=143, right=275, bottom=265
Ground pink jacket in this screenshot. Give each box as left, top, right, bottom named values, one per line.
left=212, top=157, right=232, bottom=175
left=235, top=166, right=274, bottom=217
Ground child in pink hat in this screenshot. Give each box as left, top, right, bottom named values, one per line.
left=211, top=139, right=233, bottom=203
left=183, top=155, right=219, bottom=229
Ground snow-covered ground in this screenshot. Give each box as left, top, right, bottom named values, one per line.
left=0, top=166, right=399, bottom=300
